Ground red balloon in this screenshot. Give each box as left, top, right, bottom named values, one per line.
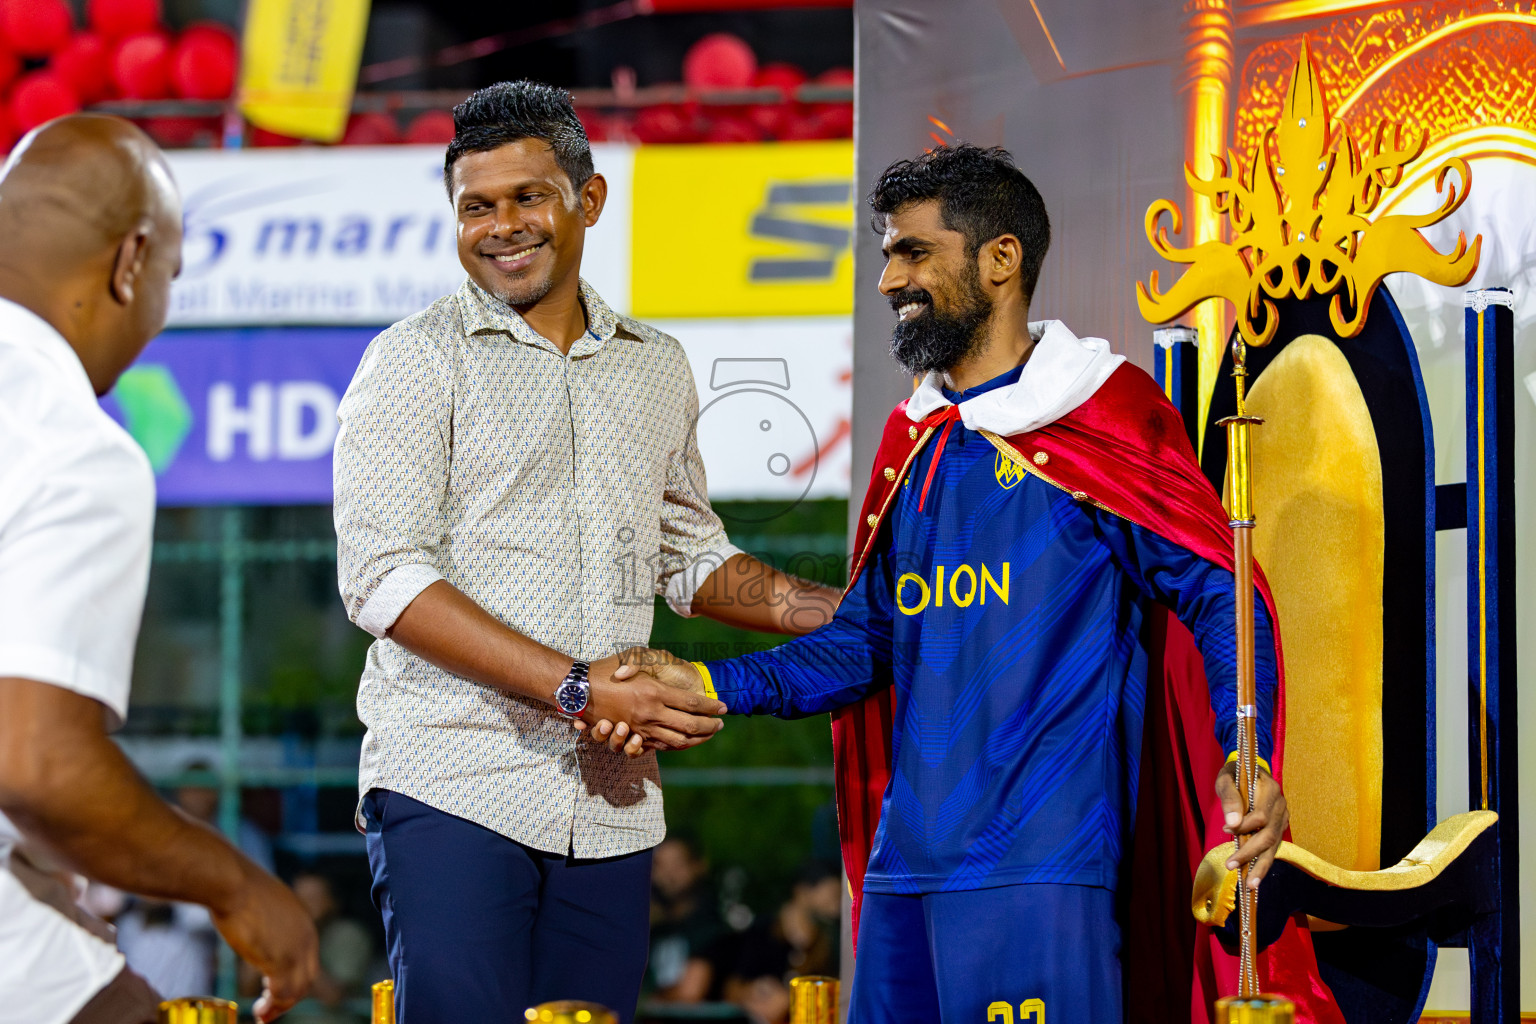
left=0, top=102, right=18, bottom=153
left=404, top=109, right=454, bottom=145
left=10, top=70, right=80, bottom=131
left=2, top=0, right=74, bottom=58
left=599, top=113, right=630, bottom=143
left=170, top=30, right=236, bottom=99
left=111, top=30, right=170, bottom=99
left=703, top=112, right=760, bottom=144
left=340, top=112, right=399, bottom=146
left=778, top=111, right=828, bottom=142
left=754, top=62, right=806, bottom=102
left=247, top=125, right=301, bottom=147
left=54, top=33, right=112, bottom=103
left=87, top=0, right=159, bottom=39
left=812, top=103, right=853, bottom=139
left=806, top=69, right=854, bottom=140
left=576, top=106, right=606, bottom=143
left=749, top=62, right=807, bottom=138
left=631, top=103, right=700, bottom=145
left=682, top=33, right=756, bottom=91
left=177, top=19, right=235, bottom=48
left=0, top=46, right=20, bottom=94
left=747, top=104, right=782, bottom=138
left=143, top=115, right=209, bottom=147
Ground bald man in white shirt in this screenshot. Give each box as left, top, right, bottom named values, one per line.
left=0, top=115, right=317, bottom=1024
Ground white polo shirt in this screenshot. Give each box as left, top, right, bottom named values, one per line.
left=0, top=297, right=155, bottom=1024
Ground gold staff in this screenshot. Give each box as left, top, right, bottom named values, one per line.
left=1217, top=338, right=1263, bottom=997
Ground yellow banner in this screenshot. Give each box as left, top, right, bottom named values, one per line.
left=631, top=141, right=854, bottom=318
left=239, top=0, right=371, bottom=143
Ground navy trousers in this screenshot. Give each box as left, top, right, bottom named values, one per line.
left=361, top=790, right=653, bottom=1024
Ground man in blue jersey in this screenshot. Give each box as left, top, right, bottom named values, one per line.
left=596, top=144, right=1294, bottom=1023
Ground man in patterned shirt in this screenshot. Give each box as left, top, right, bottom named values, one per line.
left=333, top=81, right=839, bottom=1023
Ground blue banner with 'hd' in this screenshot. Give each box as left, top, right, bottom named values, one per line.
left=100, top=328, right=375, bottom=506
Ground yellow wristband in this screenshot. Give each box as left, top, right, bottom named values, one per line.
left=1225, top=749, right=1271, bottom=775
left=692, top=661, right=718, bottom=701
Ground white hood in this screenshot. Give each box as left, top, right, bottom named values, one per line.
left=904, top=319, right=1125, bottom=435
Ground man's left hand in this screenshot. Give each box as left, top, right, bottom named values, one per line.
left=1215, top=761, right=1288, bottom=888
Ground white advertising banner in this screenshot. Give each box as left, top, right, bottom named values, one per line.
left=659, top=317, right=854, bottom=505
left=165, top=144, right=632, bottom=326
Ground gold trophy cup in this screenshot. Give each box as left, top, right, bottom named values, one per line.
left=789, top=975, right=839, bottom=1024
left=158, top=998, right=237, bottom=1024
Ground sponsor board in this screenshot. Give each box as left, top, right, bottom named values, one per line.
left=164, top=145, right=632, bottom=326
left=656, top=317, right=852, bottom=509
left=102, top=328, right=373, bottom=505
left=163, top=141, right=854, bottom=326
left=104, top=318, right=851, bottom=505
left=631, top=142, right=855, bottom=318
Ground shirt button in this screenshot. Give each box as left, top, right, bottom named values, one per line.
left=908, top=426, right=918, bottom=440
left=866, top=514, right=879, bottom=528
left=1033, top=451, right=1050, bottom=465
left=883, top=467, right=897, bottom=481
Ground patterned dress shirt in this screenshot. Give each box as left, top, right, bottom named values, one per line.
left=334, top=278, right=739, bottom=858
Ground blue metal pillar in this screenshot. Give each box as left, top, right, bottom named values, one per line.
left=1463, top=287, right=1519, bottom=1022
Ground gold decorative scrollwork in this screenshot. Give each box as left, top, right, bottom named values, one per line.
left=1137, top=38, right=1481, bottom=346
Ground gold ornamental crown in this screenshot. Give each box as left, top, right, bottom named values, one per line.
left=1137, top=38, right=1481, bottom=346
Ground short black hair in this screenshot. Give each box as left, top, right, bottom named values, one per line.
left=869, top=143, right=1051, bottom=301
left=444, top=80, right=594, bottom=195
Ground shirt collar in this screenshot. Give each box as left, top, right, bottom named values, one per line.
left=941, top=362, right=1025, bottom=404
left=0, top=296, right=96, bottom=401
left=458, top=277, right=624, bottom=356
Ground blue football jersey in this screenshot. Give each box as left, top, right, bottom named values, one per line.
left=704, top=371, right=1276, bottom=896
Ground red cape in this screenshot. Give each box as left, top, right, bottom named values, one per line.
left=833, top=363, right=1342, bottom=1022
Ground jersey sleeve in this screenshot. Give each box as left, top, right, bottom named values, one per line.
left=701, top=533, right=895, bottom=718
left=1092, top=510, right=1277, bottom=764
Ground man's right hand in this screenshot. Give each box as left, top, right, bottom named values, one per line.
left=210, top=864, right=319, bottom=1023
left=582, top=651, right=724, bottom=754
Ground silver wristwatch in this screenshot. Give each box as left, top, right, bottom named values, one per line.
left=553, top=660, right=591, bottom=717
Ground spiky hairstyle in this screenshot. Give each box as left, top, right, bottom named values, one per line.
left=444, top=81, right=594, bottom=194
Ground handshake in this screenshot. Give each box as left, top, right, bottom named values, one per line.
left=572, top=648, right=727, bottom=757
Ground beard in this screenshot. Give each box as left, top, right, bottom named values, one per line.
left=483, top=267, right=555, bottom=308
left=888, top=260, right=993, bottom=377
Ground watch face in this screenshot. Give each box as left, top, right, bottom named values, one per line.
left=556, top=681, right=588, bottom=715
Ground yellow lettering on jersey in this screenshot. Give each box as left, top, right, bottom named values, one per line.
left=897, top=563, right=1009, bottom=615
left=981, top=562, right=1009, bottom=605
left=949, top=564, right=977, bottom=606
left=896, top=572, right=930, bottom=616
left=984, top=1001, right=1044, bottom=1023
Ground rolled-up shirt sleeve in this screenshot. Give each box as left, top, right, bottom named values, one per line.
left=656, top=378, right=741, bottom=618
left=333, top=325, right=453, bottom=638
